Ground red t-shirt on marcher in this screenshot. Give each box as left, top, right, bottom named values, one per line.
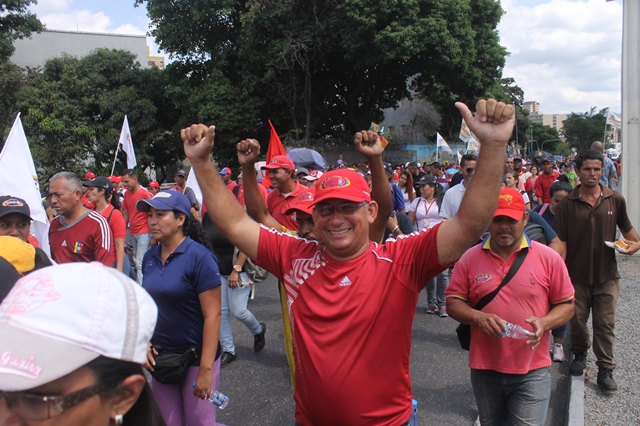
left=123, top=187, right=152, bottom=235
left=49, top=211, right=114, bottom=266
left=256, top=224, right=447, bottom=425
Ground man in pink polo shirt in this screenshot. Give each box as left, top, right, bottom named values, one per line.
left=260, top=155, right=304, bottom=230
left=446, top=187, right=574, bottom=425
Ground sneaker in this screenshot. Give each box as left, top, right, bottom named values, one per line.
left=254, top=322, right=267, bottom=352
left=597, top=367, right=618, bottom=391
left=425, top=304, right=437, bottom=314
left=220, top=351, right=237, bottom=366
left=552, top=343, right=566, bottom=362
left=438, top=306, right=448, bottom=317
left=569, top=352, right=587, bottom=376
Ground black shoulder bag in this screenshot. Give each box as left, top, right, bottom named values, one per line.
left=150, top=345, right=201, bottom=385
left=455, top=247, right=529, bottom=350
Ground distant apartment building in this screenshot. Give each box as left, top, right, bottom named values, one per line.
left=11, top=29, right=162, bottom=69
left=524, top=100, right=566, bottom=134
left=523, top=101, right=540, bottom=114
left=147, top=46, right=165, bottom=69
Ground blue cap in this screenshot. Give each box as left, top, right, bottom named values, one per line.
left=136, top=190, right=191, bottom=216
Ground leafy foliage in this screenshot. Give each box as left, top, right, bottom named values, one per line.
left=137, top=0, right=507, bottom=145
left=562, top=108, right=607, bottom=154
left=18, top=49, right=182, bottom=180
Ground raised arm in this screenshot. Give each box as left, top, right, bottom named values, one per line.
left=236, top=139, right=282, bottom=230
left=354, top=131, right=392, bottom=243
left=437, top=99, right=515, bottom=265
left=181, top=125, right=260, bottom=260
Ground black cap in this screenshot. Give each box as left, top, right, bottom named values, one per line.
left=428, top=161, right=441, bottom=169
left=0, top=196, right=32, bottom=220
left=82, top=176, right=113, bottom=193
left=176, top=169, right=187, bottom=178
left=416, top=175, right=437, bottom=186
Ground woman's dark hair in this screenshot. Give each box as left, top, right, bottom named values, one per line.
left=550, top=181, right=573, bottom=198
left=401, top=171, right=415, bottom=201
left=86, top=356, right=166, bottom=426
left=107, top=189, right=121, bottom=210
left=174, top=212, right=215, bottom=254
left=557, top=174, right=570, bottom=183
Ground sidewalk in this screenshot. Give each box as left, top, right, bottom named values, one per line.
left=567, top=253, right=640, bottom=425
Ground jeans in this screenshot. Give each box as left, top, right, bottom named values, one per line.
left=131, top=232, right=151, bottom=284
left=471, top=367, right=550, bottom=426
left=219, top=273, right=262, bottom=354
left=426, top=270, right=449, bottom=308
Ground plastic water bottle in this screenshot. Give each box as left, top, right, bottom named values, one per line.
left=192, top=382, right=229, bottom=409
left=503, top=322, right=534, bottom=339
left=208, top=391, right=229, bottom=409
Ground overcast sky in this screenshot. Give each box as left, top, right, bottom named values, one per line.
left=29, top=0, right=624, bottom=115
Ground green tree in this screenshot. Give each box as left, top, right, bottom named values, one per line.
left=138, top=0, right=507, bottom=144
left=562, top=108, right=607, bottom=154
left=0, top=1, right=44, bottom=63
left=0, top=61, right=25, bottom=136
left=18, top=49, right=181, bottom=179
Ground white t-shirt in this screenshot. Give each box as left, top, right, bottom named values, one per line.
left=409, top=197, right=444, bottom=231
left=439, top=183, right=466, bottom=219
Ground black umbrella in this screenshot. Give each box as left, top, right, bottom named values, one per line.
left=287, top=148, right=328, bottom=169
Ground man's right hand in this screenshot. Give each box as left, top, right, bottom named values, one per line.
left=237, top=139, right=261, bottom=165
left=181, top=124, right=215, bottom=162
left=474, top=312, right=507, bottom=339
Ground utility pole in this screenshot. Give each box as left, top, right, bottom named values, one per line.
left=621, top=0, right=639, bottom=228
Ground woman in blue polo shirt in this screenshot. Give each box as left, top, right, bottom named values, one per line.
left=137, top=190, right=222, bottom=426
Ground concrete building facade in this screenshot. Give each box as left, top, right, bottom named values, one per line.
left=11, top=29, right=149, bottom=69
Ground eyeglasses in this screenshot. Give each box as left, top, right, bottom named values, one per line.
left=465, top=168, right=476, bottom=174
left=315, top=201, right=367, bottom=217
left=1, top=382, right=109, bottom=421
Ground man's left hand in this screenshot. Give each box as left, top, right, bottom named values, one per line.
left=455, top=99, right=514, bottom=149
left=525, top=316, right=545, bottom=349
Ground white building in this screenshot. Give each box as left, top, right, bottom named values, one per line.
left=11, top=29, right=149, bottom=68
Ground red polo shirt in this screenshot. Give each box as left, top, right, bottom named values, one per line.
left=266, top=181, right=304, bottom=231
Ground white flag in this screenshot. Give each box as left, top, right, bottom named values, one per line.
left=457, top=150, right=463, bottom=163
left=459, top=118, right=477, bottom=143
left=119, top=115, right=137, bottom=169
left=436, top=132, right=452, bottom=153
left=185, top=167, right=203, bottom=213
left=0, top=113, right=50, bottom=255
left=606, top=110, right=622, bottom=129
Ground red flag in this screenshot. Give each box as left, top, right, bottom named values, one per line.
left=262, top=120, right=287, bottom=188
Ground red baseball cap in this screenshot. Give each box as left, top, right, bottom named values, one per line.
left=284, top=188, right=316, bottom=216
left=149, top=181, right=160, bottom=188
left=85, top=172, right=96, bottom=179
left=219, top=167, right=232, bottom=175
left=260, top=155, right=295, bottom=171
left=310, top=169, right=371, bottom=207
left=494, top=188, right=525, bottom=220
left=107, top=176, right=122, bottom=184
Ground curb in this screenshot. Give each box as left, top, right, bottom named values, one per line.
left=566, top=374, right=584, bottom=426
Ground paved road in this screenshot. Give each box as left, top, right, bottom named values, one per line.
left=216, top=274, right=569, bottom=425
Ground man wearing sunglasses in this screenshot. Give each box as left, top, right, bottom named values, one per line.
left=181, top=98, right=514, bottom=425
left=440, top=153, right=478, bottom=220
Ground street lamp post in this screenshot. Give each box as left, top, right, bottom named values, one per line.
left=528, top=140, right=539, bottom=153
left=540, top=139, right=561, bottom=153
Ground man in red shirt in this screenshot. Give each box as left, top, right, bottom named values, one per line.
left=219, top=167, right=237, bottom=193
left=122, top=169, right=152, bottom=283
left=48, top=172, right=114, bottom=266
left=181, top=98, right=515, bottom=425
left=534, top=157, right=560, bottom=204
left=260, top=155, right=304, bottom=230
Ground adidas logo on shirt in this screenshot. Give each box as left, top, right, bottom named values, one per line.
left=61, top=240, right=68, bottom=247
left=339, top=276, right=352, bottom=287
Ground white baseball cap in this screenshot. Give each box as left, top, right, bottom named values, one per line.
left=0, top=263, right=158, bottom=391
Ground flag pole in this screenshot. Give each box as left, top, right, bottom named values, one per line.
left=110, top=138, right=120, bottom=176
left=603, top=108, right=609, bottom=144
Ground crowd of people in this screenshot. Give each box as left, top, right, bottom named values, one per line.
left=1, top=98, right=638, bottom=425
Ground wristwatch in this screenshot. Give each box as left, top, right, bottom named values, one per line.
left=233, top=264, right=242, bottom=273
